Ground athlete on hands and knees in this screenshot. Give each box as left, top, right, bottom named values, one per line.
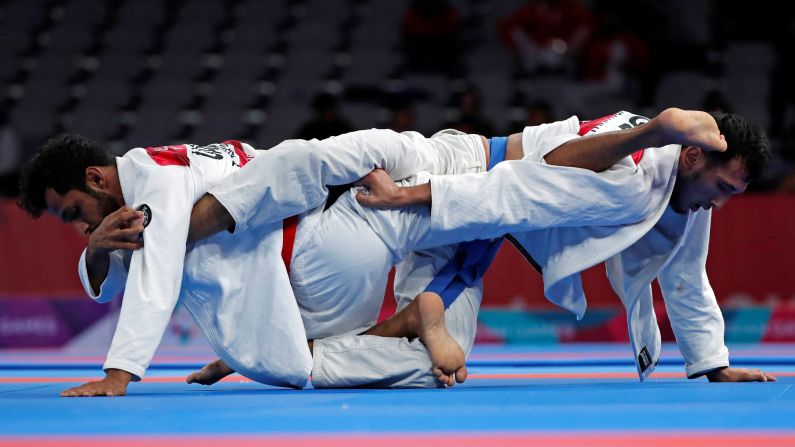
left=182, top=108, right=772, bottom=385
left=180, top=108, right=734, bottom=387
left=354, top=109, right=775, bottom=383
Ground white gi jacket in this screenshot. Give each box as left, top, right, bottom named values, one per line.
left=428, top=112, right=729, bottom=380
left=77, top=129, right=482, bottom=387
left=77, top=142, right=313, bottom=387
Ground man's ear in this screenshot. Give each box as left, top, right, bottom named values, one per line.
left=681, top=146, right=705, bottom=171
left=85, top=166, right=106, bottom=190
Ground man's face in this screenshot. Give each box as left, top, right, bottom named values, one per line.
left=45, top=187, right=121, bottom=236
left=670, top=155, right=749, bottom=214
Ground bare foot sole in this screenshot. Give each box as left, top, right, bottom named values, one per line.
left=413, top=292, right=467, bottom=387
left=186, top=358, right=234, bottom=385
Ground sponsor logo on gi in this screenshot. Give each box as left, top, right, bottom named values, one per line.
left=638, top=346, right=653, bottom=372
left=138, top=204, right=152, bottom=228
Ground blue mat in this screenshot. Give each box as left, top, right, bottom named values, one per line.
left=1, top=344, right=793, bottom=441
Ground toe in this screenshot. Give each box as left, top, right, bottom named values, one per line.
left=455, top=366, right=468, bottom=383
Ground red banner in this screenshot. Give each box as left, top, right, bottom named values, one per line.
left=0, top=200, right=86, bottom=297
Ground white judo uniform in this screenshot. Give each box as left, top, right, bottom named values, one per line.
left=201, top=121, right=677, bottom=388
left=211, top=112, right=730, bottom=385
left=79, top=111, right=729, bottom=389
left=77, top=141, right=313, bottom=387
left=426, top=112, right=729, bottom=379
left=78, top=130, right=495, bottom=388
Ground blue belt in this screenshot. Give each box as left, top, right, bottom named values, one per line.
left=424, top=137, right=508, bottom=309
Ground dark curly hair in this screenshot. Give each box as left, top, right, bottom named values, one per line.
left=706, top=112, right=771, bottom=180
left=18, top=134, right=114, bottom=218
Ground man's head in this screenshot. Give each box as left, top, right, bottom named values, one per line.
left=18, top=134, right=122, bottom=235
left=670, top=112, right=771, bottom=214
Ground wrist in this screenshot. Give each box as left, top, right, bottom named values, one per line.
left=105, top=368, right=133, bottom=385
left=638, top=117, right=666, bottom=149
left=401, top=184, right=432, bottom=206
left=706, top=366, right=728, bottom=382
left=396, top=187, right=413, bottom=206
left=85, top=244, right=110, bottom=263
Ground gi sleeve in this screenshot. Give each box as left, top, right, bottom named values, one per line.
left=657, top=210, right=730, bottom=378
left=209, top=129, right=445, bottom=232
left=520, top=115, right=581, bottom=162
left=102, top=167, right=194, bottom=380
left=426, top=159, right=653, bottom=245
left=77, top=248, right=128, bottom=303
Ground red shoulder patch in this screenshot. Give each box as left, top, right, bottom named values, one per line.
left=578, top=114, right=616, bottom=136
left=146, top=145, right=190, bottom=166
left=631, top=149, right=645, bottom=165
left=222, top=140, right=252, bottom=167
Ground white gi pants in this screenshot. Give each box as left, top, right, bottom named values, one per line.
left=288, top=131, right=485, bottom=388
left=209, top=127, right=655, bottom=388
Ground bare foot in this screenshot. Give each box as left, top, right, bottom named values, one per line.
left=186, top=358, right=234, bottom=385
left=410, top=292, right=468, bottom=387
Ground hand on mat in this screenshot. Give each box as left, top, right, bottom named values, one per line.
left=654, top=108, right=727, bottom=153
left=61, top=369, right=133, bottom=397
left=354, top=169, right=405, bottom=209
left=86, top=206, right=145, bottom=259
left=706, top=366, right=777, bottom=382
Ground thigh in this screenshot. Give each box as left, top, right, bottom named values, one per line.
left=290, top=195, right=395, bottom=339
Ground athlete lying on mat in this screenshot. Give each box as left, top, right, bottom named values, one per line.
left=181, top=108, right=774, bottom=388
left=17, top=108, right=769, bottom=398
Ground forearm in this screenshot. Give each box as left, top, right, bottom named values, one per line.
left=543, top=108, right=726, bottom=171
left=84, top=248, right=111, bottom=296
left=396, top=183, right=432, bottom=207
left=187, top=194, right=235, bottom=243
left=544, top=120, right=662, bottom=172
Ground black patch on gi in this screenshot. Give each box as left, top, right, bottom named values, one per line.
left=638, top=346, right=653, bottom=373
left=137, top=204, right=152, bottom=228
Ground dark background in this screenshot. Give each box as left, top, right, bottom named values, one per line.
left=1, top=0, right=793, bottom=195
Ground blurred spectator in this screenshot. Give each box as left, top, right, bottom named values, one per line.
left=296, top=93, right=353, bottom=140
left=523, top=100, right=554, bottom=127
left=769, top=17, right=795, bottom=138
left=387, top=98, right=417, bottom=134
left=497, top=0, right=593, bottom=75
left=702, top=90, right=732, bottom=114
left=507, top=100, right=554, bottom=133
left=402, top=0, right=461, bottom=74
left=441, top=87, right=496, bottom=136
left=777, top=126, right=795, bottom=192
left=579, top=11, right=649, bottom=88
left=0, top=115, right=22, bottom=197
